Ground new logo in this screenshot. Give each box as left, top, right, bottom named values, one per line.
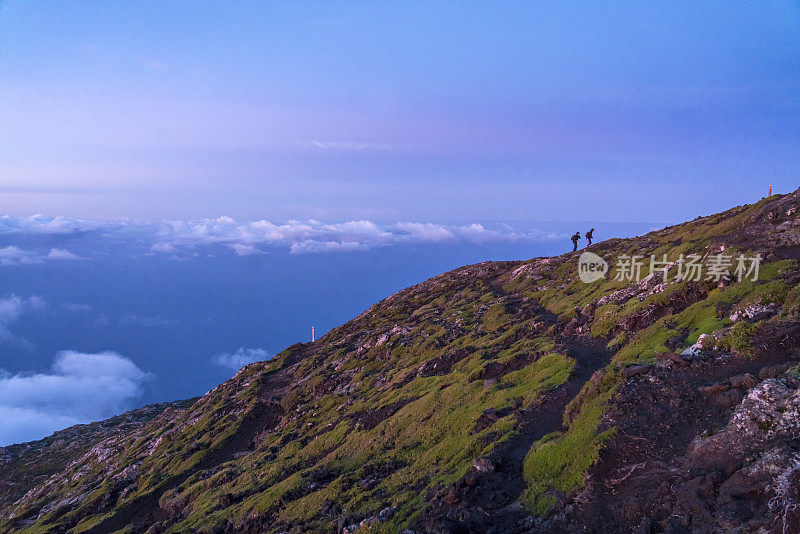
left=578, top=251, right=608, bottom=283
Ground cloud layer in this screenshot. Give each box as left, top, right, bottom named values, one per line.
left=0, top=246, right=83, bottom=266
left=0, top=214, right=563, bottom=259
left=0, top=215, right=103, bottom=235
left=152, top=218, right=560, bottom=255
left=0, top=351, right=149, bottom=445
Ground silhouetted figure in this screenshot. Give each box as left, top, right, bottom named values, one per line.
left=571, top=232, right=581, bottom=252
left=586, top=228, right=594, bottom=246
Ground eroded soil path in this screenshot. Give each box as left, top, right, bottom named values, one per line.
left=415, top=336, right=612, bottom=534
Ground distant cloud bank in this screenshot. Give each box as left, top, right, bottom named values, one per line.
left=0, top=245, right=83, bottom=266
left=0, top=351, right=150, bottom=445
left=152, top=217, right=562, bottom=256
left=0, top=214, right=564, bottom=260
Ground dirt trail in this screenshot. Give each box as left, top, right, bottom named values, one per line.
left=415, top=336, right=612, bottom=534
left=506, top=337, right=610, bottom=463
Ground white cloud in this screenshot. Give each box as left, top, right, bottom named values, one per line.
left=46, top=248, right=83, bottom=260
left=454, top=223, right=524, bottom=244
left=0, top=246, right=37, bottom=265
left=0, top=295, right=44, bottom=342
left=320, top=220, right=393, bottom=245
left=394, top=222, right=456, bottom=243
left=0, top=351, right=150, bottom=445
left=0, top=214, right=107, bottom=235
left=229, top=243, right=265, bottom=256
left=0, top=245, right=83, bottom=265
left=212, top=347, right=269, bottom=371
left=289, top=240, right=370, bottom=254
left=150, top=242, right=177, bottom=254
left=0, top=296, right=25, bottom=340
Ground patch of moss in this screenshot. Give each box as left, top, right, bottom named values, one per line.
left=718, top=321, right=759, bottom=358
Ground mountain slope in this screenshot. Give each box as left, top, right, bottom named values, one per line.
left=2, top=190, right=800, bottom=533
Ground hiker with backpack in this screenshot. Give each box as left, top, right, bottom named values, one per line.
left=586, top=228, right=595, bottom=246
left=571, top=232, right=581, bottom=252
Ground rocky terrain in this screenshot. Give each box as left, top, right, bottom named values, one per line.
left=2, top=190, right=800, bottom=533
left=0, top=401, right=195, bottom=527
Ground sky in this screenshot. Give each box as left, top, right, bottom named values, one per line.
left=1, top=1, right=798, bottom=223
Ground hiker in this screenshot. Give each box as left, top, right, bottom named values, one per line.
left=586, top=228, right=594, bottom=246
left=571, top=232, right=581, bottom=252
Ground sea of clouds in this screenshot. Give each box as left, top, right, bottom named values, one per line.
left=0, top=214, right=563, bottom=262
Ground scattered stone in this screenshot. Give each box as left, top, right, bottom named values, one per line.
left=681, top=335, right=714, bottom=360
left=472, top=458, right=495, bottom=473
left=378, top=506, right=396, bottom=521
left=691, top=379, right=800, bottom=464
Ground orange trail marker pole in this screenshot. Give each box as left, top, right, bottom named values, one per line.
left=312, top=326, right=315, bottom=342
left=769, top=184, right=773, bottom=197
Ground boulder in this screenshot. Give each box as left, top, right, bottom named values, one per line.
left=681, top=334, right=714, bottom=360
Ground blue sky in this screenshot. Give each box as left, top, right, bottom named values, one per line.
left=1, top=1, right=798, bottom=223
